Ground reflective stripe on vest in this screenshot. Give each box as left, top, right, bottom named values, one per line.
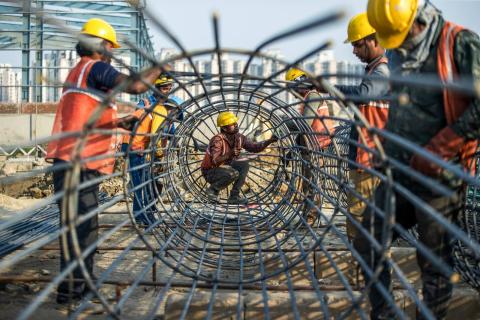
left=437, top=21, right=478, bottom=173
left=46, top=57, right=118, bottom=175
left=355, top=56, right=389, bottom=169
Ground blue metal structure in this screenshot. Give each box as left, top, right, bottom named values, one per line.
left=0, top=0, right=154, bottom=102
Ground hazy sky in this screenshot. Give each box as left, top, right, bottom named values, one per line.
left=146, top=0, right=480, bottom=62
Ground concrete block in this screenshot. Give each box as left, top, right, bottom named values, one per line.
left=1, top=162, right=18, bottom=176
left=164, top=291, right=241, bottom=320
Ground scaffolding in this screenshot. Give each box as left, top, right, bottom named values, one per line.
left=0, top=0, right=153, bottom=103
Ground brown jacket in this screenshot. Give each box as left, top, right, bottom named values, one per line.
left=201, top=133, right=271, bottom=171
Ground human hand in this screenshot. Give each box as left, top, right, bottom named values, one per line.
left=410, top=127, right=465, bottom=177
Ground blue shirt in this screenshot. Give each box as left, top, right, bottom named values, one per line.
left=87, top=61, right=120, bottom=92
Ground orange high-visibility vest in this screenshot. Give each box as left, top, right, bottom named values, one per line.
left=437, top=21, right=478, bottom=173
left=46, top=57, right=118, bottom=175
left=122, top=108, right=153, bottom=151
left=298, top=90, right=334, bottom=149
left=356, top=56, right=389, bottom=169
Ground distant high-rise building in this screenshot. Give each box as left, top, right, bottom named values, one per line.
left=41, top=50, right=77, bottom=102
left=154, top=48, right=363, bottom=109
left=336, top=61, right=364, bottom=86
left=157, top=48, right=178, bottom=63
left=0, top=64, right=21, bottom=103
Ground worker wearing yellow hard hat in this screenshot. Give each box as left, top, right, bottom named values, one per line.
left=284, top=66, right=335, bottom=224
left=80, top=17, right=121, bottom=48
left=285, top=68, right=307, bottom=83
left=344, top=12, right=376, bottom=44
left=337, top=12, right=390, bottom=244
left=201, top=111, right=278, bottom=205
left=47, top=17, right=163, bottom=305
left=367, top=0, right=418, bottom=50
left=356, top=1, right=480, bottom=319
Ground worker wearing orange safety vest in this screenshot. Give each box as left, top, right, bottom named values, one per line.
left=334, top=13, right=390, bottom=242
left=45, top=18, right=162, bottom=304
left=121, top=106, right=155, bottom=226
left=285, top=68, right=334, bottom=149
left=285, top=67, right=335, bottom=222
left=355, top=0, right=480, bottom=318
left=120, top=72, right=179, bottom=225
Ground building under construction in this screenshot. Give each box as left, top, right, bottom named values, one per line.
left=0, top=0, right=480, bottom=319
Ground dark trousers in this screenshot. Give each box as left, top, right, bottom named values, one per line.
left=301, top=149, right=314, bottom=199
left=53, top=160, right=99, bottom=296
left=128, top=152, right=155, bottom=224
left=204, top=160, right=249, bottom=196
left=354, top=182, right=463, bottom=319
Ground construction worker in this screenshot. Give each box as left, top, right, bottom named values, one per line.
left=201, top=111, right=278, bottom=205
left=285, top=68, right=335, bottom=220
left=121, top=72, right=181, bottom=219
left=337, top=12, right=390, bottom=242
left=148, top=73, right=182, bottom=196
left=355, top=0, right=480, bottom=318
left=121, top=106, right=155, bottom=226
left=149, top=73, right=182, bottom=147
left=46, top=18, right=162, bottom=304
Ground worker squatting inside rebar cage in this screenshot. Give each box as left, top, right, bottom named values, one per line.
left=1, top=1, right=480, bottom=319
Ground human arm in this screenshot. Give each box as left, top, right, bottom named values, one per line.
left=410, top=30, right=480, bottom=176
left=335, top=63, right=390, bottom=101
left=114, top=109, right=144, bottom=130
left=449, top=30, right=480, bottom=140
left=242, top=135, right=278, bottom=153
left=88, top=61, right=162, bottom=95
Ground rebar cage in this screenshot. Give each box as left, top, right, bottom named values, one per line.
left=1, top=1, right=480, bottom=319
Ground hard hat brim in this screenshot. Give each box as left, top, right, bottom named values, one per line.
left=218, top=116, right=239, bottom=127
left=155, top=80, right=174, bottom=87
left=344, top=31, right=376, bottom=44
left=80, top=30, right=121, bottom=48
left=376, top=28, right=410, bottom=49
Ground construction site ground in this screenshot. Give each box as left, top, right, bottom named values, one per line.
left=1, top=194, right=479, bottom=319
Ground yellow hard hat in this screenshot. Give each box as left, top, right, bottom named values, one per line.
left=285, top=68, right=307, bottom=82
left=155, top=73, right=174, bottom=86
left=81, top=18, right=121, bottom=48
left=217, top=111, right=238, bottom=127
left=344, top=12, right=376, bottom=43
left=367, top=0, right=418, bottom=49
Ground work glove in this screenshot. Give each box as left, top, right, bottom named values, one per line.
left=410, top=126, right=465, bottom=177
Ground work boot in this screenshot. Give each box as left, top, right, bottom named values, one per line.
left=206, top=186, right=219, bottom=202
left=227, top=194, right=248, bottom=205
